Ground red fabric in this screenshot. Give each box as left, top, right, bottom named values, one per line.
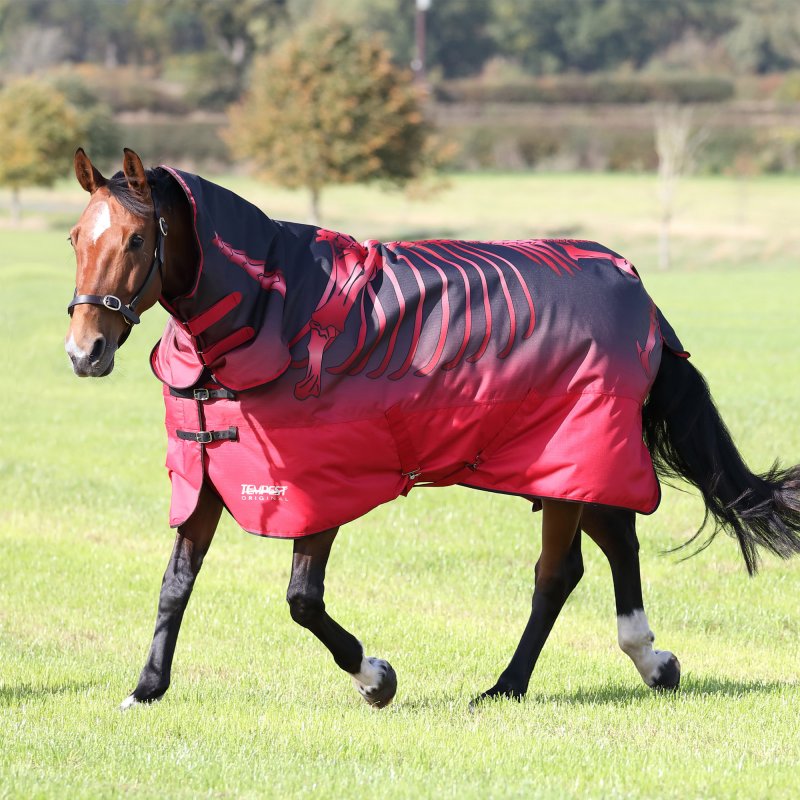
left=161, top=359, right=661, bottom=536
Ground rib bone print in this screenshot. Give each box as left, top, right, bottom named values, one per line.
left=287, top=236, right=638, bottom=400
left=211, top=233, right=286, bottom=296
left=287, top=230, right=381, bottom=399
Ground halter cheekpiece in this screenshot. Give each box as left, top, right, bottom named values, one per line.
left=67, top=193, right=168, bottom=328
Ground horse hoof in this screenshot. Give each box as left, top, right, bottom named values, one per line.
left=351, top=657, right=397, bottom=708
left=469, top=680, right=524, bottom=710
left=120, top=690, right=164, bottom=710
left=650, top=653, right=681, bottom=691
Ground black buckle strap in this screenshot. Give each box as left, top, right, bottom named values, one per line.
left=69, top=293, right=142, bottom=325
left=176, top=426, right=238, bottom=444
left=169, top=386, right=236, bottom=401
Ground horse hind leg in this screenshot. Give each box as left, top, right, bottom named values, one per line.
left=287, top=528, right=397, bottom=708
left=475, top=499, right=585, bottom=703
left=580, top=505, right=680, bottom=690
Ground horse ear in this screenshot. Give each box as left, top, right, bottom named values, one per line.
left=74, top=148, right=107, bottom=194
left=122, top=147, right=151, bottom=202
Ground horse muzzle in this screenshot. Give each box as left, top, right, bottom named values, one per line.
left=65, top=333, right=117, bottom=378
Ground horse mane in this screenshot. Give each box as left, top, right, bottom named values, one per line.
left=106, top=167, right=180, bottom=218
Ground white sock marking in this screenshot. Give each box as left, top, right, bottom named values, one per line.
left=617, top=609, right=674, bottom=686
left=90, top=201, right=111, bottom=244
left=351, top=656, right=384, bottom=690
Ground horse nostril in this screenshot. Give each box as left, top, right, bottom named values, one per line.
left=89, top=336, right=106, bottom=364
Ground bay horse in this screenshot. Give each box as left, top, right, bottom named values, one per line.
left=65, top=149, right=800, bottom=709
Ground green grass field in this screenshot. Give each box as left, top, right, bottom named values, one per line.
left=1, top=173, right=799, bottom=798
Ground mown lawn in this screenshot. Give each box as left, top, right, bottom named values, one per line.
left=0, top=173, right=798, bottom=798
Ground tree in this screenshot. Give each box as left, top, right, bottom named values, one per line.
left=0, top=79, right=81, bottom=223
left=0, top=0, right=137, bottom=69
left=226, top=20, right=429, bottom=221
left=725, top=0, right=800, bottom=73
left=175, top=0, right=288, bottom=72
left=490, top=0, right=734, bottom=74
left=313, top=0, right=495, bottom=79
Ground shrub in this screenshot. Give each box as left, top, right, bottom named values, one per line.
left=65, top=64, right=188, bottom=114
left=50, top=71, right=121, bottom=171
left=163, top=53, right=241, bottom=111
left=774, top=72, right=800, bottom=103
left=117, top=119, right=230, bottom=169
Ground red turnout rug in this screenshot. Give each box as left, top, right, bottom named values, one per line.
left=151, top=169, right=687, bottom=537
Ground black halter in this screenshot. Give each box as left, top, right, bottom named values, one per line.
left=67, top=193, right=168, bottom=333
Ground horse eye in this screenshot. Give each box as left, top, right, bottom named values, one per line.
left=130, top=234, right=145, bottom=250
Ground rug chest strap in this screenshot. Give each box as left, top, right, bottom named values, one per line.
left=176, top=427, right=238, bottom=444
left=169, top=387, right=237, bottom=401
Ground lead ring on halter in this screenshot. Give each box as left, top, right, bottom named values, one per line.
left=67, top=193, right=168, bottom=332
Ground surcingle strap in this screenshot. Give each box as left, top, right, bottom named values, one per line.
left=169, top=386, right=237, bottom=401
left=176, top=427, right=238, bottom=444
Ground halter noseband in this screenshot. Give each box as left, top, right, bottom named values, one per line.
left=67, top=193, right=168, bottom=331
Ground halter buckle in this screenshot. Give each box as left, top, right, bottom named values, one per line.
left=159, top=217, right=169, bottom=236
left=102, top=295, right=122, bottom=311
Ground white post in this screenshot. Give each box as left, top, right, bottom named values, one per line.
left=412, top=0, right=432, bottom=88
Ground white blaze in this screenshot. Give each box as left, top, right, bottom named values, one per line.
left=90, top=201, right=111, bottom=244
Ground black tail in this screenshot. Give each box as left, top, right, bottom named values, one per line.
left=642, top=349, right=800, bottom=575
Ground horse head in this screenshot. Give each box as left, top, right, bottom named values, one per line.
left=65, top=148, right=166, bottom=377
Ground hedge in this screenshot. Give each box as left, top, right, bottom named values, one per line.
left=437, top=74, right=735, bottom=105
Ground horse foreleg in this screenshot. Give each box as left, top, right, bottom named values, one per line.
left=580, top=505, right=680, bottom=690
left=286, top=527, right=397, bottom=707
left=476, top=499, right=584, bottom=703
left=121, top=483, right=223, bottom=709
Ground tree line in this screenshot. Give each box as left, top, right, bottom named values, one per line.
left=2, top=0, right=800, bottom=82
left=2, top=1, right=800, bottom=224
left=0, top=17, right=437, bottom=222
